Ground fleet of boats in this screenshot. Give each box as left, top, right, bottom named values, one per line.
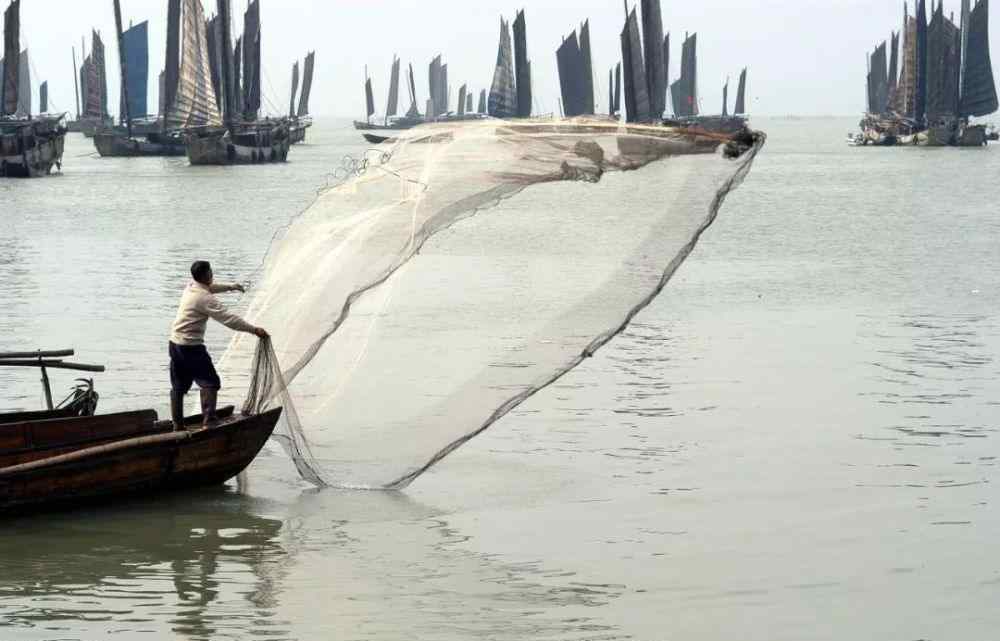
left=352, top=1, right=752, bottom=142
left=854, top=0, right=998, bottom=146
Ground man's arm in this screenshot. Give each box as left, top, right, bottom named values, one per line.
left=208, top=283, right=246, bottom=294
left=201, top=295, right=265, bottom=336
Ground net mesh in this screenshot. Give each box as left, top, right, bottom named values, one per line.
left=226, top=118, right=765, bottom=490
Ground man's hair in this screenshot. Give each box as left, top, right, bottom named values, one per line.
left=191, top=261, right=212, bottom=284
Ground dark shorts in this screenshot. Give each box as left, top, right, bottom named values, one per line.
left=169, top=342, right=222, bottom=394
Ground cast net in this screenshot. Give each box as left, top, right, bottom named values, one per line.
left=226, top=118, right=765, bottom=489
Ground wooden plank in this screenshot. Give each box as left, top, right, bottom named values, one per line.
left=0, top=408, right=77, bottom=425
left=0, top=361, right=105, bottom=373
left=0, top=350, right=74, bottom=359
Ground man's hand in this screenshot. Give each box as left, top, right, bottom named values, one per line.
left=253, top=327, right=270, bottom=339
left=232, top=283, right=247, bottom=294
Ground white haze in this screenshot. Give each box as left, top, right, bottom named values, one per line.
left=12, top=0, right=1000, bottom=119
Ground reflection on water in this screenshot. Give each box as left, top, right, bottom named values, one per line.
left=0, top=490, right=288, bottom=640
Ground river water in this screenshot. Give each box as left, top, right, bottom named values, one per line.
left=1, top=119, right=998, bottom=640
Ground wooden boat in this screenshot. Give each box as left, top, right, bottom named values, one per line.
left=287, top=53, right=315, bottom=144
left=186, top=122, right=291, bottom=165
left=362, top=132, right=393, bottom=144
left=94, top=130, right=186, bottom=156
left=0, top=405, right=281, bottom=513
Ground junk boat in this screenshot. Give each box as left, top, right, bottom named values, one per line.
left=0, top=349, right=280, bottom=513
left=185, top=0, right=291, bottom=165
left=0, top=0, right=66, bottom=178
left=856, top=0, right=997, bottom=147
left=288, top=52, right=315, bottom=144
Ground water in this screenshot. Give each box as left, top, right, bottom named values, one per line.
left=1, top=118, right=999, bottom=640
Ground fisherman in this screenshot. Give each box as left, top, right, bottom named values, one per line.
left=169, top=261, right=268, bottom=431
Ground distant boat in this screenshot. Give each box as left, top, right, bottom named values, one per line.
left=95, top=1, right=186, bottom=157
left=0, top=0, right=67, bottom=178
left=288, top=51, right=315, bottom=144
left=185, top=0, right=291, bottom=165
left=858, top=0, right=997, bottom=147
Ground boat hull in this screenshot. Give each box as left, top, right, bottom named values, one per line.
left=0, top=119, right=67, bottom=178
left=0, top=408, right=281, bottom=513
left=93, top=132, right=187, bottom=157
left=186, top=127, right=291, bottom=165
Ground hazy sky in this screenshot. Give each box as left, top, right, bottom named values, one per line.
left=11, top=0, right=1000, bottom=118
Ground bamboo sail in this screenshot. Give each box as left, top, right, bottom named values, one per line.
left=298, top=51, right=315, bottom=117
left=405, top=62, right=420, bottom=118
left=206, top=15, right=223, bottom=112
left=641, top=0, right=666, bottom=118
left=242, top=0, right=261, bottom=121
left=289, top=61, right=299, bottom=117
left=621, top=6, right=650, bottom=122
left=734, top=68, right=747, bottom=115
left=959, top=0, right=998, bottom=117
left=1, top=0, right=18, bottom=117
left=670, top=33, right=698, bottom=117
left=556, top=21, right=595, bottom=118
left=120, top=20, right=149, bottom=121
left=513, top=10, right=532, bottom=118
left=488, top=19, right=517, bottom=118
left=164, top=0, right=222, bottom=130
left=365, top=73, right=375, bottom=122
left=386, top=56, right=400, bottom=119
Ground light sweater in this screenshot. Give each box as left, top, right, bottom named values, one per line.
left=170, top=282, right=255, bottom=346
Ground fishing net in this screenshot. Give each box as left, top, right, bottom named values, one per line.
left=225, top=118, right=765, bottom=490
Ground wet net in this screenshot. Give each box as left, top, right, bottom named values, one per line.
left=226, top=118, right=765, bottom=490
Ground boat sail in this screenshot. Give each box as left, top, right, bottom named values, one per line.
left=38, top=80, right=46, bottom=113
left=242, top=0, right=261, bottom=122
left=641, top=0, right=666, bottom=118
left=722, top=79, right=728, bottom=117
left=289, top=61, right=299, bottom=117
left=120, top=20, right=149, bottom=121
left=734, top=68, right=747, bottom=115
left=670, top=32, right=698, bottom=117
left=364, top=72, right=375, bottom=123
left=556, top=20, right=595, bottom=117
left=386, top=56, right=400, bottom=121
left=959, top=0, right=997, bottom=117
left=513, top=10, right=531, bottom=118
left=298, top=51, right=315, bottom=117
left=621, top=5, right=650, bottom=122
left=488, top=18, right=517, bottom=118
left=165, top=0, right=221, bottom=130
left=1, top=0, right=67, bottom=178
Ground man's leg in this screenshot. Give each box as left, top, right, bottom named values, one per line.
left=192, top=346, right=223, bottom=426
left=169, top=343, right=194, bottom=431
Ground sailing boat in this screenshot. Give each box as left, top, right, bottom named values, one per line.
left=353, top=57, right=425, bottom=132
left=0, top=0, right=67, bottom=177
left=858, top=0, right=996, bottom=147
left=94, top=1, right=185, bottom=157
left=288, top=51, right=314, bottom=144
left=186, top=0, right=291, bottom=165
left=74, top=30, right=114, bottom=137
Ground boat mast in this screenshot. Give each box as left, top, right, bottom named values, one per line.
left=112, top=0, right=133, bottom=137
